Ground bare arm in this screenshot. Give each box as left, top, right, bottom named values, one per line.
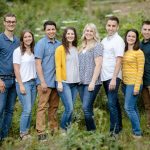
left=35, top=59, right=48, bottom=92
left=14, top=64, right=26, bottom=94
left=88, top=56, right=103, bottom=91
left=109, top=56, right=122, bottom=90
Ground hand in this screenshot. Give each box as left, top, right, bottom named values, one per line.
left=19, top=84, right=26, bottom=95
left=0, top=79, right=5, bottom=93
left=133, top=91, right=139, bottom=95
left=57, top=82, right=63, bottom=92
left=41, top=82, right=48, bottom=93
left=109, top=79, right=116, bottom=91
left=88, top=82, right=95, bottom=91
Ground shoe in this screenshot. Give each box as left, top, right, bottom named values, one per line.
left=38, top=134, right=47, bottom=142
left=132, top=134, right=142, bottom=139
left=110, top=132, right=119, bottom=140
left=20, top=134, right=31, bottom=140
left=60, top=129, right=67, bottom=136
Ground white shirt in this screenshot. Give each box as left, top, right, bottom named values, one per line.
left=101, top=32, right=125, bottom=81
left=13, top=47, right=36, bottom=82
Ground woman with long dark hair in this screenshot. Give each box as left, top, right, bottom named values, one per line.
left=13, top=30, right=36, bottom=140
left=55, top=27, right=80, bottom=131
left=122, top=29, right=145, bottom=138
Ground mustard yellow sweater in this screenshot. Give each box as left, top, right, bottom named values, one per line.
left=122, top=49, right=145, bottom=91
left=55, top=45, right=66, bottom=82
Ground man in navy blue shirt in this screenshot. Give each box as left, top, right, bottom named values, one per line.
left=0, top=13, right=20, bottom=140
left=140, top=21, right=150, bottom=128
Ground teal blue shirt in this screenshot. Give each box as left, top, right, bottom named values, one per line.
left=140, top=40, right=150, bottom=86
left=0, top=33, right=20, bottom=75
left=34, top=36, right=61, bottom=88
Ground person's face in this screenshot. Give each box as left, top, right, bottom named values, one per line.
left=4, top=16, right=16, bottom=32
left=84, top=26, right=94, bottom=40
left=141, top=24, right=150, bottom=41
left=126, top=31, right=137, bottom=46
left=45, top=25, right=56, bottom=39
left=106, top=20, right=119, bottom=36
left=65, top=29, right=75, bottom=43
left=23, top=32, right=33, bottom=47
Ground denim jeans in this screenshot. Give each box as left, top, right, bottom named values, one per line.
left=16, top=79, right=36, bottom=134
left=122, top=83, right=142, bottom=136
left=103, top=78, right=122, bottom=134
left=78, top=84, right=101, bottom=131
left=0, top=78, right=17, bottom=139
left=57, top=82, right=78, bottom=130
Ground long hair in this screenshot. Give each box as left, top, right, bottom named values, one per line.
left=124, top=29, right=140, bottom=52
left=80, top=23, right=100, bottom=52
left=62, top=27, right=77, bottom=53
left=20, top=30, right=35, bottom=55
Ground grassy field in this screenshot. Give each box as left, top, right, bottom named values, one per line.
left=0, top=0, right=150, bottom=149
left=1, top=92, right=150, bottom=150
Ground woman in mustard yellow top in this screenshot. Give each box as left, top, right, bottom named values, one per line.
left=55, top=27, right=80, bottom=131
left=122, top=29, right=145, bottom=138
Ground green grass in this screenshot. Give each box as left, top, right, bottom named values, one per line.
left=1, top=94, right=150, bottom=150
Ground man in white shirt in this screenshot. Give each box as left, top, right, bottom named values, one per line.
left=101, top=16, right=125, bottom=136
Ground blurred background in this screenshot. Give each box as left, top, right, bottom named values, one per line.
left=0, top=0, right=150, bottom=41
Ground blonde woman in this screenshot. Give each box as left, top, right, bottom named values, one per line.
left=78, top=23, right=103, bottom=131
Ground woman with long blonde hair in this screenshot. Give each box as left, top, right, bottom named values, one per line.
left=78, top=23, right=103, bottom=131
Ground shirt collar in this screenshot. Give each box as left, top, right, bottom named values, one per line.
left=2, top=32, right=17, bottom=42
left=45, top=35, right=58, bottom=44
left=141, top=39, right=150, bottom=44
left=107, top=32, right=118, bottom=40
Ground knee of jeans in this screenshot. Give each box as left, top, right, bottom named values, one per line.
left=108, top=101, right=116, bottom=110
left=65, top=106, right=73, bottom=114
left=124, top=104, right=133, bottom=112
left=22, top=108, right=32, bottom=116
left=82, top=105, right=91, bottom=115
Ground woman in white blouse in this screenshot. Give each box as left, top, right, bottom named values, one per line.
left=13, top=30, right=36, bottom=140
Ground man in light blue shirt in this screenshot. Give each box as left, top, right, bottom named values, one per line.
left=0, top=13, right=19, bottom=140
left=34, top=20, right=61, bottom=141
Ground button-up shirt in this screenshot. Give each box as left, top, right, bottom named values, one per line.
left=34, top=35, right=61, bottom=88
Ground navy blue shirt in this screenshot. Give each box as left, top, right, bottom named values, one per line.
left=34, top=36, right=61, bottom=88
left=140, top=40, right=150, bottom=86
left=0, top=33, right=20, bottom=75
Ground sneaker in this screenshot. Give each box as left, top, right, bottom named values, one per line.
left=110, top=132, right=119, bottom=140
left=20, top=134, right=31, bottom=140
left=132, top=134, right=142, bottom=139
left=60, top=129, right=67, bottom=136
left=38, top=134, right=47, bottom=142
left=51, top=128, right=58, bottom=136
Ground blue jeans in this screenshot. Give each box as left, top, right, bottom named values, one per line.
left=57, top=82, right=78, bottom=130
left=16, top=79, right=36, bottom=134
left=0, top=78, right=17, bottom=139
left=78, top=84, right=101, bottom=131
left=122, top=83, right=142, bottom=136
left=103, top=78, right=122, bottom=134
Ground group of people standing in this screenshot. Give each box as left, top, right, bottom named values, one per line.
left=0, top=13, right=150, bottom=142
